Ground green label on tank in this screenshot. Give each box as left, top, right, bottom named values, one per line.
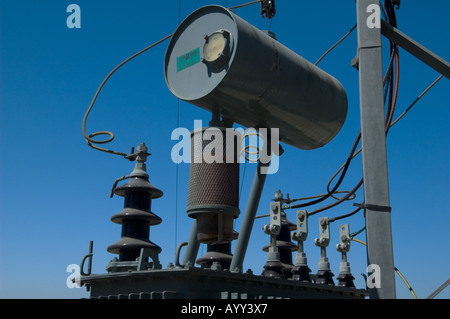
left=177, top=48, right=201, bottom=72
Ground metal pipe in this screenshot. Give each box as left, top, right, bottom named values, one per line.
left=181, top=220, right=200, bottom=267
left=381, top=20, right=450, bottom=79
left=80, top=240, right=93, bottom=276
left=230, top=160, right=269, bottom=273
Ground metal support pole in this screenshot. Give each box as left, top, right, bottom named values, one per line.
left=181, top=220, right=200, bottom=267
left=357, top=0, right=396, bottom=298
left=230, top=160, right=270, bottom=273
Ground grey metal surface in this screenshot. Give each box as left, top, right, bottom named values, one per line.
left=81, top=267, right=368, bottom=299
left=357, top=0, right=396, bottom=299
left=426, top=278, right=450, bottom=299
left=230, top=161, right=269, bottom=273
left=381, top=20, right=450, bottom=79
left=164, top=5, right=348, bottom=150
left=181, top=220, right=200, bottom=266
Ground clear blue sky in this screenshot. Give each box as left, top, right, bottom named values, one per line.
left=0, top=0, right=448, bottom=299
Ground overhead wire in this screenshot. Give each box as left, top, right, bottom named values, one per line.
left=229, top=0, right=261, bottom=10
left=175, top=0, right=182, bottom=255
left=81, top=33, right=174, bottom=157
left=286, top=0, right=401, bottom=217
left=314, top=24, right=357, bottom=66
left=328, top=206, right=362, bottom=223
left=390, top=74, right=444, bottom=127
left=321, top=69, right=442, bottom=220
left=278, top=20, right=362, bottom=209
left=325, top=19, right=398, bottom=200
left=286, top=130, right=362, bottom=210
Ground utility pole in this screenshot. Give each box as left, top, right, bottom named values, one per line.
left=356, top=0, right=396, bottom=298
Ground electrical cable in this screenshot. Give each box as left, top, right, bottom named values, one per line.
left=390, top=74, right=444, bottom=127
left=307, top=179, right=363, bottom=217
left=81, top=33, right=174, bottom=157
left=320, top=67, right=441, bottom=219
left=328, top=206, right=362, bottom=223
left=296, top=1, right=400, bottom=214
left=350, top=226, right=365, bottom=238
left=175, top=0, right=182, bottom=255
left=350, top=238, right=367, bottom=247
left=314, top=24, right=357, bottom=66
left=325, top=11, right=397, bottom=200
left=287, top=190, right=356, bottom=203
left=395, top=267, right=419, bottom=299
left=229, top=0, right=261, bottom=10
left=283, top=18, right=384, bottom=208
left=287, top=127, right=361, bottom=210
left=351, top=237, right=418, bottom=299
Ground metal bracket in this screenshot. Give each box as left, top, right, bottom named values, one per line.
left=336, top=224, right=351, bottom=253
left=314, top=217, right=330, bottom=248
left=263, top=202, right=282, bottom=235
left=354, top=202, right=392, bottom=213
left=261, top=0, right=276, bottom=19
left=110, top=143, right=151, bottom=198
left=137, top=247, right=162, bottom=271
left=292, top=210, right=308, bottom=242
left=381, top=19, right=450, bottom=79
left=175, top=242, right=188, bottom=267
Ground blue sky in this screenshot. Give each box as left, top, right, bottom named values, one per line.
left=0, top=0, right=448, bottom=299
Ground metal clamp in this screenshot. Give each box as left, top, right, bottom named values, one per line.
left=263, top=202, right=282, bottom=235
left=261, top=0, right=276, bottom=19
left=314, top=217, right=330, bottom=248
left=292, top=210, right=308, bottom=242
left=336, top=224, right=351, bottom=253
left=354, top=202, right=392, bottom=213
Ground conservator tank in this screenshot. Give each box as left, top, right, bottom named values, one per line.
left=164, top=5, right=348, bottom=150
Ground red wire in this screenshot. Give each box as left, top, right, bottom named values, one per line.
left=386, top=46, right=400, bottom=133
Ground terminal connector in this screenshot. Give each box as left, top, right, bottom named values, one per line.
left=291, top=210, right=312, bottom=282
left=336, top=224, right=355, bottom=288
left=314, top=217, right=334, bottom=285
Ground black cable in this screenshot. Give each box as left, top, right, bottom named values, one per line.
left=288, top=131, right=361, bottom=209
left=229, top=0, right=261, bottom=10
left=314, top=24, right=357, bottom=66
left=308, top=179, right=364, bottom=217
left=329, top=206, right=362, bottom=223
left=302, top=0, right=400, bottom=214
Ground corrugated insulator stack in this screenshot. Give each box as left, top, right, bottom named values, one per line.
left=262, top=214, right=297, bottom=279
left=106, top=143, right=163, bottom=272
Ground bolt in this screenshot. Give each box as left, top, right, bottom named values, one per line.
left=271, top=204, right=278, bottom=214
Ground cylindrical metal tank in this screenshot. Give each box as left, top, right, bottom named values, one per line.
left=164, top=5, right=348, bottom=150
